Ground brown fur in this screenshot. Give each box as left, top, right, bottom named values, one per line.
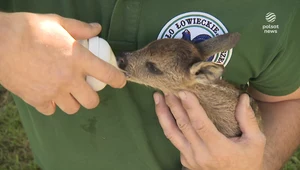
left=117, top=32, right=262, bottom=138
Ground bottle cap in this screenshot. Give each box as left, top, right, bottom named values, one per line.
left=88, top=37, right=111, bottom=63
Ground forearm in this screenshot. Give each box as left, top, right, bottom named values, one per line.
left=0, top=12, right=15, bottom=86
left=258, top=99, right=300, bottom=170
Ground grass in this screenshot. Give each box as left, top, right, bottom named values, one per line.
left=0, top=86, right=40, bottom=170
left=0, top=85, right=299, bottom=170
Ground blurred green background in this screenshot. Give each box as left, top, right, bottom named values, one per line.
left=0, top=85, right=299, bottom=170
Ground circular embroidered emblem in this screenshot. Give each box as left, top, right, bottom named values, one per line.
left=157, top=12, right=233, bottom=66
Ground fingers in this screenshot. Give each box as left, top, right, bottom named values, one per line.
left=235, top=94, right=265, bottom=158
left=58, top=15, right=102, bottom=40
left=56, top=14, right=124, bottom=89
left=70, top=79, right=100, bottom=109
left=180, top=153, right=192, bottom=170
left=35, top=102, right=56, bottom=116
left=178, top=91, right=223, bottom=142
left=54, top=93, right=80, bottom=114
left=164, top=93, right=202, bottom=146
left=75, top=43, right=126, bottom=88
left=154, top=93, right=191, bottom=155
left=35, top=81, right=100, bottom=115
left=235, top=94, right=262, bottom=137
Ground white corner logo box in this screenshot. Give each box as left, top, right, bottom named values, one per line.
left=158, top=11, right=233, bottom=67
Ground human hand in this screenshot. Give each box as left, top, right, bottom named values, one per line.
left=0, top=12, right=126, bottom=115
left=154, top=92, right=266, bottom=170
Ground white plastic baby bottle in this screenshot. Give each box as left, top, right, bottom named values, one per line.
left=79, top=37, right=118, bottom=91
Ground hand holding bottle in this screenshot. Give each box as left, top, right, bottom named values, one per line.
left=0, top=12, right=126, bottom=115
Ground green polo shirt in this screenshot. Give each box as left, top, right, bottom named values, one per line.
left=2, top=0, right=300, bottom=170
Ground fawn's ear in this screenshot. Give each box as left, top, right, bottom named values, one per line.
left=190, top=61, right=224, bottom=84
left=195, top=32, right=240, bottom=60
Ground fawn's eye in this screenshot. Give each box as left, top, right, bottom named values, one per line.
left=146, top=62, right=163, bottom=75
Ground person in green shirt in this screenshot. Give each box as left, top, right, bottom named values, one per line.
left=0, top=0, right=299, bottom=170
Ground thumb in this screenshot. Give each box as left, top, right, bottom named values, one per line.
left=235, top=94, right=261, bottom=137
left=58, top=16, right=101, bottom=40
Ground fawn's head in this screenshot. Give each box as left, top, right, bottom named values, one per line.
left=117, top=33, right=240, bottom=92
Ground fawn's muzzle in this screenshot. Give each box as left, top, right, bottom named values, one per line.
left=117, top=52, right=128, bottom=70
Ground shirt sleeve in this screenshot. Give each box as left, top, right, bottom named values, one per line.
left=249, top=5, right=300, bottom=96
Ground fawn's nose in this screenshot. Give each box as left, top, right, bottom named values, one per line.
left=117, top=52, right=128, bottom=70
